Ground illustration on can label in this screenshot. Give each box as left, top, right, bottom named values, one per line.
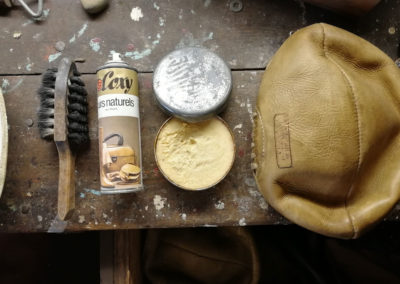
left=97, top=67, right=143, bottom=192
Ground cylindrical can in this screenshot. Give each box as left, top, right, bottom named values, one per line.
left=96, top=53, right=143, bottom=193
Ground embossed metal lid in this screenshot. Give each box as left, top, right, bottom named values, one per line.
left=153, top=47, right=232, bottom=122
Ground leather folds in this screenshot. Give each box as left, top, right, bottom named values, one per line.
left=254, top=23, right=400, bottom=239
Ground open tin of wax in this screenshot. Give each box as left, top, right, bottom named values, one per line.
left=153, top=47, right=235, bottom=190
left=154, top=116, right=235, bottom=191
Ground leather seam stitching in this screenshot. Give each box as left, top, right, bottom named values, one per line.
left=256, top=107, right=266, bottom=172
left=320, top=23, right=360, bottom=238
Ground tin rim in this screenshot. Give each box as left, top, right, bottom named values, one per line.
left=154, top=116, right=236, bottom=191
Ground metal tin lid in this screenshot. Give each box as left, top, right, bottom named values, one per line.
left=153, top=47, right=232, bottom=122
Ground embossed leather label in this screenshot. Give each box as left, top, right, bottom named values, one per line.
left=274, top=113, right=292, bottom=168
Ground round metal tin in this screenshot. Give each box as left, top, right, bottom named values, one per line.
left=154, top=116, right=236, bottom=191
left=153, top=47, right=232, bottom=122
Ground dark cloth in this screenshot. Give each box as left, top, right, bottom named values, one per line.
left=143, top=227, right=259, bottom=284
left=143, top=224, right=400, bottom=284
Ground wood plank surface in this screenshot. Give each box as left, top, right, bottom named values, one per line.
left=1, top=0, right=399, bottom=75
left=0, top=0, right=305, bottom=74
left=0, top=71, right=291, bottom=232
left=0, top=0, right=400, bottom=232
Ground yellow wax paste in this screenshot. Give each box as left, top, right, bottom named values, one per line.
left=155, top=117, right=235, bottom=190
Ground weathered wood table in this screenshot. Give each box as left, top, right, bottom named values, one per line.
left=0, top=0, right=399, bottom=232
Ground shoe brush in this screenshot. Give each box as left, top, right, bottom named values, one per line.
left=37, top=57, right=89, bottom=220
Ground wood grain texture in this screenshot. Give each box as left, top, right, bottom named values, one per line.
left=53, top=58, right=75, bottom=220
left=0, top=0, right=400, bottom=232
left=114, top=230, right=142, bottom=284
left=56, top=143, right=75, bottom=220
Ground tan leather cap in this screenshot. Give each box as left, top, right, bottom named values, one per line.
left=254, top=23, right=400, bottom=239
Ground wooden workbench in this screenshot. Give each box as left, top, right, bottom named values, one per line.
left=0, top=0, right=399, bottom=232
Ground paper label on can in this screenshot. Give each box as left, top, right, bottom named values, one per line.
left=98, top=94, right=139, bottom=119
left=97, top=66, right=143, bottom=192
left=97, top=68, right=138, bottom=96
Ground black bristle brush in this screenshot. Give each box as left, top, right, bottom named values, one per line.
left=37, top=57, right=89, bottom=220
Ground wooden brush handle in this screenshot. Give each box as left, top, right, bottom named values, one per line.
left=56, top=141, right=75, bottom=220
